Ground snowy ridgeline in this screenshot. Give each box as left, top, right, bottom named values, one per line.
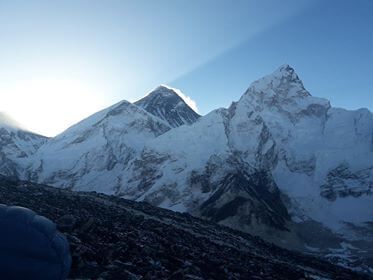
left=1, top=65, right=372, bottom=271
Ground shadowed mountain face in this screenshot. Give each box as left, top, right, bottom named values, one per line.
left=199, top=171, right=290, bottom=231
left=135, top=85, right=200, bottom=128
left=2, top=65, right=373, bottom=274
left=0, top=176, right=370, bottom=280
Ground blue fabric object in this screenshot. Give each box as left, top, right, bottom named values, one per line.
left=0, top=204, right=71, bottom=280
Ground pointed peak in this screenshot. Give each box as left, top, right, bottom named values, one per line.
left=136, top=85, right=199, bottom=114
left=277, top=64, right=294, bottom=72
left=243, top=64, right=310, bottom=99
left=272, top=64, right=299, bottom=80
left=134, top=86, right=200, bottom=127
left=157, top=84, right=179, bottom=92
left=150, top=85, right=180, bottom=98
left=135, top=85, right=184, bottom=107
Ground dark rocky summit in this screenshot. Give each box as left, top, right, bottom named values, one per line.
left=135, top=85, right=200, bottom=128
left=0, top=175, right=371, bottom=280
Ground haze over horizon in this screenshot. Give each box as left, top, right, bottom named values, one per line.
left=1, top=0, right=372, bottom=136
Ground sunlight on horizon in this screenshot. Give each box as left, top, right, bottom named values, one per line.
left=1, top=76, right=110, bottom=137
left=0, top=0, right=313, bottom=136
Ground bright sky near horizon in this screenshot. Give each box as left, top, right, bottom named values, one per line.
left=0, top=0, right=372, bottom=136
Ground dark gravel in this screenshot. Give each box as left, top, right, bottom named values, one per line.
left=0, top=175, right=371, bottom=280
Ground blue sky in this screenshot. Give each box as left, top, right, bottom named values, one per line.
left=0, top=0, right=372, bottom=136
left=171, top=0, right=373, bottom=114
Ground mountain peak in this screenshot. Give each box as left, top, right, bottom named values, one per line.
left=243, top=64, right=310, bottom=101
left=277, top=63, right=294, bottom=73
left=148, top=85, right=179, bottom=98
left=272, top=64, right=300, bottom=82
left=135, top=86, right=200, bottom=127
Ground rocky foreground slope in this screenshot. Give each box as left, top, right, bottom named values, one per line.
left=0, top=175, right=371, bottom=280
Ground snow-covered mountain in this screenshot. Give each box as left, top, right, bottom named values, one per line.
left=24, top=87, right=201, bottom=192
left=117, top=65, right=373, bottom=253
left=239, top=65, right=373, bottom=239
left=135, top=85, right=200, bottom=127
left=26, top=100, right=172, bottom=192
left=0, top=113, right=47, bottom=178
left=3, top=65, right=372, bottom=271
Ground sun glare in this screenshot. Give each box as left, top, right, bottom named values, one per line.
left=1, top=76, right=109, bottom=137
